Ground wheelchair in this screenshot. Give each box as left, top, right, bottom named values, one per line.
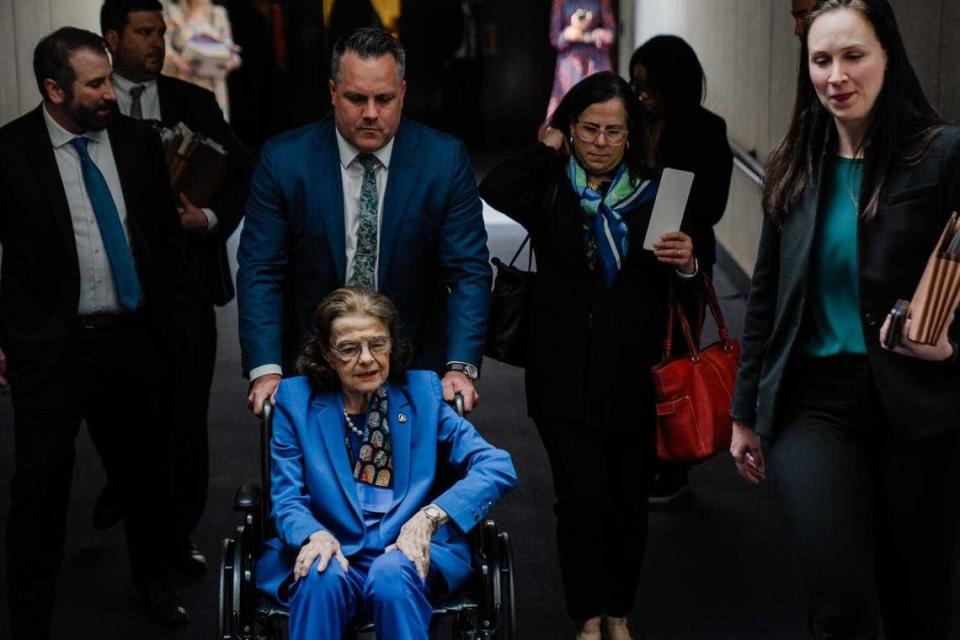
left=218, top=395, right=518, bottom=639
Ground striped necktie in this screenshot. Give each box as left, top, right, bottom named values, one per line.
left=348, top=153, right=379, bottom=289
left=69, top=137, right=143, bottom=310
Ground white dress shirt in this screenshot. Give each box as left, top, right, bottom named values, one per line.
left=112, top=72, right=218, bottom=232
left=248, top=129, right=395, bottom=381
left=111, top=73, right=162, bottom=121
left=42, top=104, right=130, bottom=315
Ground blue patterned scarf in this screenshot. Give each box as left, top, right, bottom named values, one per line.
left=567, top=157, right=658, bottom=286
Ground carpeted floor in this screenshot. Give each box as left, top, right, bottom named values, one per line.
left=0, top=160, right=955, bottom=639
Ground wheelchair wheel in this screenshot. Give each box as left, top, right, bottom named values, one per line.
left=219, top=537, right=236, bottom=639
left=497, top=531, right=517, bottom=639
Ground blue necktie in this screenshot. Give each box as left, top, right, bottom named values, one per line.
left=69, top=137, right=143, bottom=311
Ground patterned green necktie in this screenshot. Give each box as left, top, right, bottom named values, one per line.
left=348, top=153, right=379, bottom=289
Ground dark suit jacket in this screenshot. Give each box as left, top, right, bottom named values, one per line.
left=731, top=126, right=960, bottom=441
left=237, top=117, right=491, bottom=377
left=156, top=75, right=252, bottom=306
left=0, top=107, right=189, bottom=390
left=479, top=144, right=699, bottom=430
left=658, top=107, right=733, bottom=269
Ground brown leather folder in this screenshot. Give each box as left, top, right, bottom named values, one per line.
left=906, top=212, right=960, bottom=345
left=158, top=121, right=230, bottom=208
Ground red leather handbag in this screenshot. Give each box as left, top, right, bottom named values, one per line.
left=650, top=276, right=740, bottom=463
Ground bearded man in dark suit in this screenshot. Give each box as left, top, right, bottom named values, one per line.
left=0, top=27, right=191, bottom=637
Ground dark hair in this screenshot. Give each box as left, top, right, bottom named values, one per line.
left=629, top=35, right=705, bottom=118
left=548, top=71, right=656, bottom=183
left=297, top=287, right=412, bottom=392
left=764, top=0, right=944, bottom=224
left=100, top=0, right=164, bottom=36
left=33, top=27, right=109, bottom=102
left=331, top=27, right=406, bottom=83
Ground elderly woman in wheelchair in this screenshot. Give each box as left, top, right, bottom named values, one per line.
left=254, top=287, right=518, bottom=640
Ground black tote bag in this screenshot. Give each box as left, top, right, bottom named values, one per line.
left=484, top=235, right=535, bottom=367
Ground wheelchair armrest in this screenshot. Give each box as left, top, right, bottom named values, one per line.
left=234, top=483, right=262, bottom=512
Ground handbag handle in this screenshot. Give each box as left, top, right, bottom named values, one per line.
left=508, top=234, right=533, bottom=269
left=662, top=274, right=735, bottom=361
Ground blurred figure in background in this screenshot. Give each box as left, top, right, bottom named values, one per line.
left=163, top=0, right=241, bottom=119
left=629, top=35, right=733, bottom=504
left=546, top=0, right=615, bottom=119
left=791, top=0, right=817, bottom=39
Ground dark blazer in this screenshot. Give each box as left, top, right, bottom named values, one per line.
left=0, top=107, right=189, bottom=390
left=237, top=117, right=492, bottom=377
left=731, top=126, right=960, bottom=441
left=255, top=371, right=517, bottom=603
left=156, top=75, right=252, bottom=306
left=657, top=107, right=733, bottom=269
left=479, top=144, right=698, bottom=430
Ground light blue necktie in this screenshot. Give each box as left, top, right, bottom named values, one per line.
left=348, top=153, right=379, bottom=289
left=69, top=137, right=143, bottom=311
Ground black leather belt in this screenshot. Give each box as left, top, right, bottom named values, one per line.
left=76, top=312, right=137, bottom=330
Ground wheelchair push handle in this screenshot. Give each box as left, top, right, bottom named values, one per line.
left=262, top=392, right=463, bottom=423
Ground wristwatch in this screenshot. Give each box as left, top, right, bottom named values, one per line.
left=446, top=362, right=480, bottom=383
left=421, top=504, right=447, bottom=534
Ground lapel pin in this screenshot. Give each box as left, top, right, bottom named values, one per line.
left=397, top=413, right=408, bottom=423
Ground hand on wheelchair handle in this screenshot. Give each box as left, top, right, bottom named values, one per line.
left=293, top=530, right=348, bottom=582
left=441, top=371, right=477, bottom=413
left=385, top=510, right=436, bottom=580
left=248, top=373, right=281, bottom=417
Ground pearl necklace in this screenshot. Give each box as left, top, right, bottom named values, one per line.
left=343, top=410, right=365, bottom=438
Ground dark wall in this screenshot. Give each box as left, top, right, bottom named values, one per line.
left=476, top=0, right=556, bottom=146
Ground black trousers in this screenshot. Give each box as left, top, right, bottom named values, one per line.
left=170, top=300, right=216, bottom=541
left=770, top=355, right=960, bottom=640
left=96, top=300, right=215, bottom=544
left=534, top=418, right=654, bottom=621
left=5, top=317, right=174, bottom=639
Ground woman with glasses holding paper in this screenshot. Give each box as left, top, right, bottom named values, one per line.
left=729, top=1, right=960, bottom=637
left=255, top=287, right=517, bottom=640
left=480, top=71, right=697, bottom=640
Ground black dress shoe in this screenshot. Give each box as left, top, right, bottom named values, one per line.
left=138, top=578, right=189, bottom=627
left=91, top=485, right=123, bottom=530
left=172, top=539, right=207, bottom=578
left=648, top=467, right=691, bottom=506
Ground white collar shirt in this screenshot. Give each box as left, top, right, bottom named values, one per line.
left=112, top=74, right=161, bottom=121
left=42, top=104, right=131, bottom=314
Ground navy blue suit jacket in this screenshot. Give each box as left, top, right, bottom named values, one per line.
left=255, top=371, right=517, bottom=602
left=237, top=117, right=491, bottom=376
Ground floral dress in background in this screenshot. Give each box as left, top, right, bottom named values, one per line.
left=546, top=0, right=616, bottom=119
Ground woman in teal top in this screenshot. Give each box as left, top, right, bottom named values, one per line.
left=800, top=156, right=867, bottom=357
left=728, top=2, right=960, bottom=638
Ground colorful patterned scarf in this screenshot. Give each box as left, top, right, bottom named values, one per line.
left=346, top=385, right=393, bottom=488
left=567, top=157, right=658, bottom=286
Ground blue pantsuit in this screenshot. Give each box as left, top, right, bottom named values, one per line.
left=255, top=371, right=517, bottom=638
left=288, top=544, right=441, bottom=640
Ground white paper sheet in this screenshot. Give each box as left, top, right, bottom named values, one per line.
left=642, top=168, right=695, bottom=250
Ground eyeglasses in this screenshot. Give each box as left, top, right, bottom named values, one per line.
left=329, top=336, right=392, bottom=362
left=572, top=122, right=628, bottom=146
